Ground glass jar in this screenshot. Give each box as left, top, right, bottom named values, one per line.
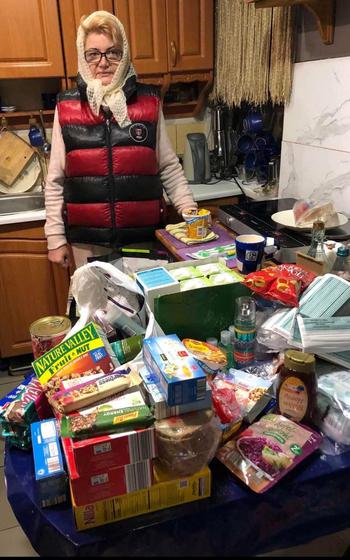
left=276, top=349, right=317, bottom=424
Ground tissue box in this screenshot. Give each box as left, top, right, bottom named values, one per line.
left=31, top=419, right=67, bottom=507
left=135, top=267, right=180, bottom=311
left=143, top=334, right=207, bottom=406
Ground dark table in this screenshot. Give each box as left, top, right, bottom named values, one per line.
left=4, top=442, right=350, bottom=557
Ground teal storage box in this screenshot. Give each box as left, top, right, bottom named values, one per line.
left=31, top=419, right=67, bottom=508
left=143, top=334, right=207, bottom=406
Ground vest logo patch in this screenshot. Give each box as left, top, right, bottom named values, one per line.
left=129, top=123, right=148, bottom=143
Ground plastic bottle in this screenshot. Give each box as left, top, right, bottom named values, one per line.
left=111, top=334, right=144, bottom=365
left=233, top=296, right=256, bottom=369
left=206, top=337, right=218, bottom=346
left=218, top=330, right=234, bottom=368
left=306, top=220, right=327, bottom=262
left=331, top=246, right=350, bottom=279
left=276, top=349, right=317, bottom=424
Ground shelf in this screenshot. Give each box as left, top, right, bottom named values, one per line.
left=0, top=109, right=54, bottom=130
left=251, top=0, right=335, bottom=45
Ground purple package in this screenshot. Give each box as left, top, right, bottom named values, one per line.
left=216, top=413, right=322, bottom=493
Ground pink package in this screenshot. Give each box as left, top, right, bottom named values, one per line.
left=216, top=413, right=322, bottom=493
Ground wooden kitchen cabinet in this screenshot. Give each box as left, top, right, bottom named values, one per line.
left=59, top=0, right=115, bottom=77
left=61, top=0, right=213, bottom=77
left=0, top=222, right=71, bottom=358
left=0, top=0, right=65, bottom=78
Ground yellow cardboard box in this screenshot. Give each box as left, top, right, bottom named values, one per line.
left=72, top=466, right=211, bottom=530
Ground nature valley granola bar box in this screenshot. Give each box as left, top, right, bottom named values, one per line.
left=32, top=322, right=119, bottom=386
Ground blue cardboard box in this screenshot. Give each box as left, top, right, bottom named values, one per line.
left=142, top=334, right=207, bottom=406
left=31, top=419, right=67, bottom=507
left=139, top=366, right=212, bottom=419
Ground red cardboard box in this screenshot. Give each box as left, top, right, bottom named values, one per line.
left=62, top=437, right=154, bottom=506
left=61, top=425, right=157, bottom=475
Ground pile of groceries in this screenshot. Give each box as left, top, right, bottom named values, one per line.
left=1, top=256, right=350, bottom=532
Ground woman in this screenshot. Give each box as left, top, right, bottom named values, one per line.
left=45, top=10, right=197, bottom=269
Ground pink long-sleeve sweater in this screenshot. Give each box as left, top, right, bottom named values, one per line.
left=44, top=106, right=197, bottom=251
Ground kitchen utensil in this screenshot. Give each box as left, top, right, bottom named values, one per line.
left=0, top=155, right=41, bottom=194
left=0, top=130, right=35, bottom=186
left=183, top=133, right=211, bottom=184
left=39, top=110, right=51, bottom=155
left=271, top=210, right=348, bottom=231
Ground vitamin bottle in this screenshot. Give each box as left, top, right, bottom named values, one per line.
left=277, top=349, right=317, bottom=424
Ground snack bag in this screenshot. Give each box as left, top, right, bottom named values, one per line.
left=243, top=265, right=315, bottom=307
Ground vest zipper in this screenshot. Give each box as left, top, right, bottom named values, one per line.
left=105, top=116, right=116, bottom=239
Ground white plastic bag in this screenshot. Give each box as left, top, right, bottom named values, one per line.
left=65, top=261, right=164, bottom=362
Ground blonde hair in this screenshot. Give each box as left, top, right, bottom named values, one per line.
left=80, top=12, right=123, bottom=49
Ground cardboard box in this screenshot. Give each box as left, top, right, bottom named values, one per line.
left=30, top=419, right=67, bottom=507
left=139, top=366, right=212, bottom=420
left=72, top=466, right=211, bottom=530
left=135, top=267, right=180, bottom=312
left=63, top=424, right=157, bottom=475
left=62, top=437, right=153, bottom=506
left=143, top=334, right=207, bottom=406
left=32, top=322, right=119, bottom=386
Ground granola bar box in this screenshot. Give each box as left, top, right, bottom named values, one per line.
left=32, top=322, right=119, bottom=386
left=143, top=334, right=207, bottom=406
left=216, top=413, right=322, bottom=493
left=72, top=465, right=211, bottom=530
left=64, top=424, right=157, bottom=475
left=62, top=436, right=153, bottom=506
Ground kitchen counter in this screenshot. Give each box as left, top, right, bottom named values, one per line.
left=0, top=178, right=271, bottom=226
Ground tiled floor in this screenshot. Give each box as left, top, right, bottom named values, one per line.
left=0, top=369, right=349, bottom=557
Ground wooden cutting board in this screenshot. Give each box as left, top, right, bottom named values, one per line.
left=0, top=131, right=35, bottom=186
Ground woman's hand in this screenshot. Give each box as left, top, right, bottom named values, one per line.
left=48, top=245, right=71, bottom=268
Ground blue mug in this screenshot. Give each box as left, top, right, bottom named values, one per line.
left=243, top=110, right=263, bottom=133
left=237, top=134, right=254, bottom=154
left=235, top=234, right=266, bottom=274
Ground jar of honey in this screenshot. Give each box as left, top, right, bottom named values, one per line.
left=276, top=349, right=317, bottom=424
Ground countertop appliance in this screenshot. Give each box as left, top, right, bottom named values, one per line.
left=183, top=133, right=211, bottom=184
left=218, top=198, right=350, bottom=263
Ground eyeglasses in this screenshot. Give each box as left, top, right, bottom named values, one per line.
left=84, top=48, right=123, bottom=65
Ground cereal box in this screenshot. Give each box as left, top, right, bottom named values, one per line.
left=62, top=436, right=153, bottom=506
left=32, top=322, right=119, bottom=386
left=72, top=465, right=211, bottom=530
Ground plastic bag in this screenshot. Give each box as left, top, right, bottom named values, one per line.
left=155, top=409, right=222, bottom=477
left=293, top=198, right=337, bottom=227
left=67, top=261, right=164, bottom=362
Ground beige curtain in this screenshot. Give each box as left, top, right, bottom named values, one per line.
left=211, top=0, right=294, bottom=107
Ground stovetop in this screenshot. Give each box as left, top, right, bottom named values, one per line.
left=217, top=197, right=350, bottom=262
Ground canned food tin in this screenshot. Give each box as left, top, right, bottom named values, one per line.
left=30, top=316, right=71, bottom=359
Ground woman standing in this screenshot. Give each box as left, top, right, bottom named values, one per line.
left=45, top=10, right=197, bottom=268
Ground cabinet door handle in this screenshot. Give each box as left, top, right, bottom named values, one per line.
left=170, top=41, right=177, bottom=67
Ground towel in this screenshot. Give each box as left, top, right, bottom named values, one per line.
left=165, top=222, right=219, bottom=245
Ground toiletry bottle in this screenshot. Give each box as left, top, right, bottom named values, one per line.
left=233, top=296, right=256, bottom=369
left=307, top=220, right=327, bottom=262
left=218, top=330, right=234, bottom=369
left=331, top=246, right=350, bottom=280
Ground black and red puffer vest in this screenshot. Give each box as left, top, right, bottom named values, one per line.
left=57, top=74, right=165, bottom=246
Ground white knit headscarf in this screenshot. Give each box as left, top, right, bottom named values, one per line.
left=77, top=11, right=137, bottom=128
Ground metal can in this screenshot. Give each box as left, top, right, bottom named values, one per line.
left=29, top=316, right=71, bottom=359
